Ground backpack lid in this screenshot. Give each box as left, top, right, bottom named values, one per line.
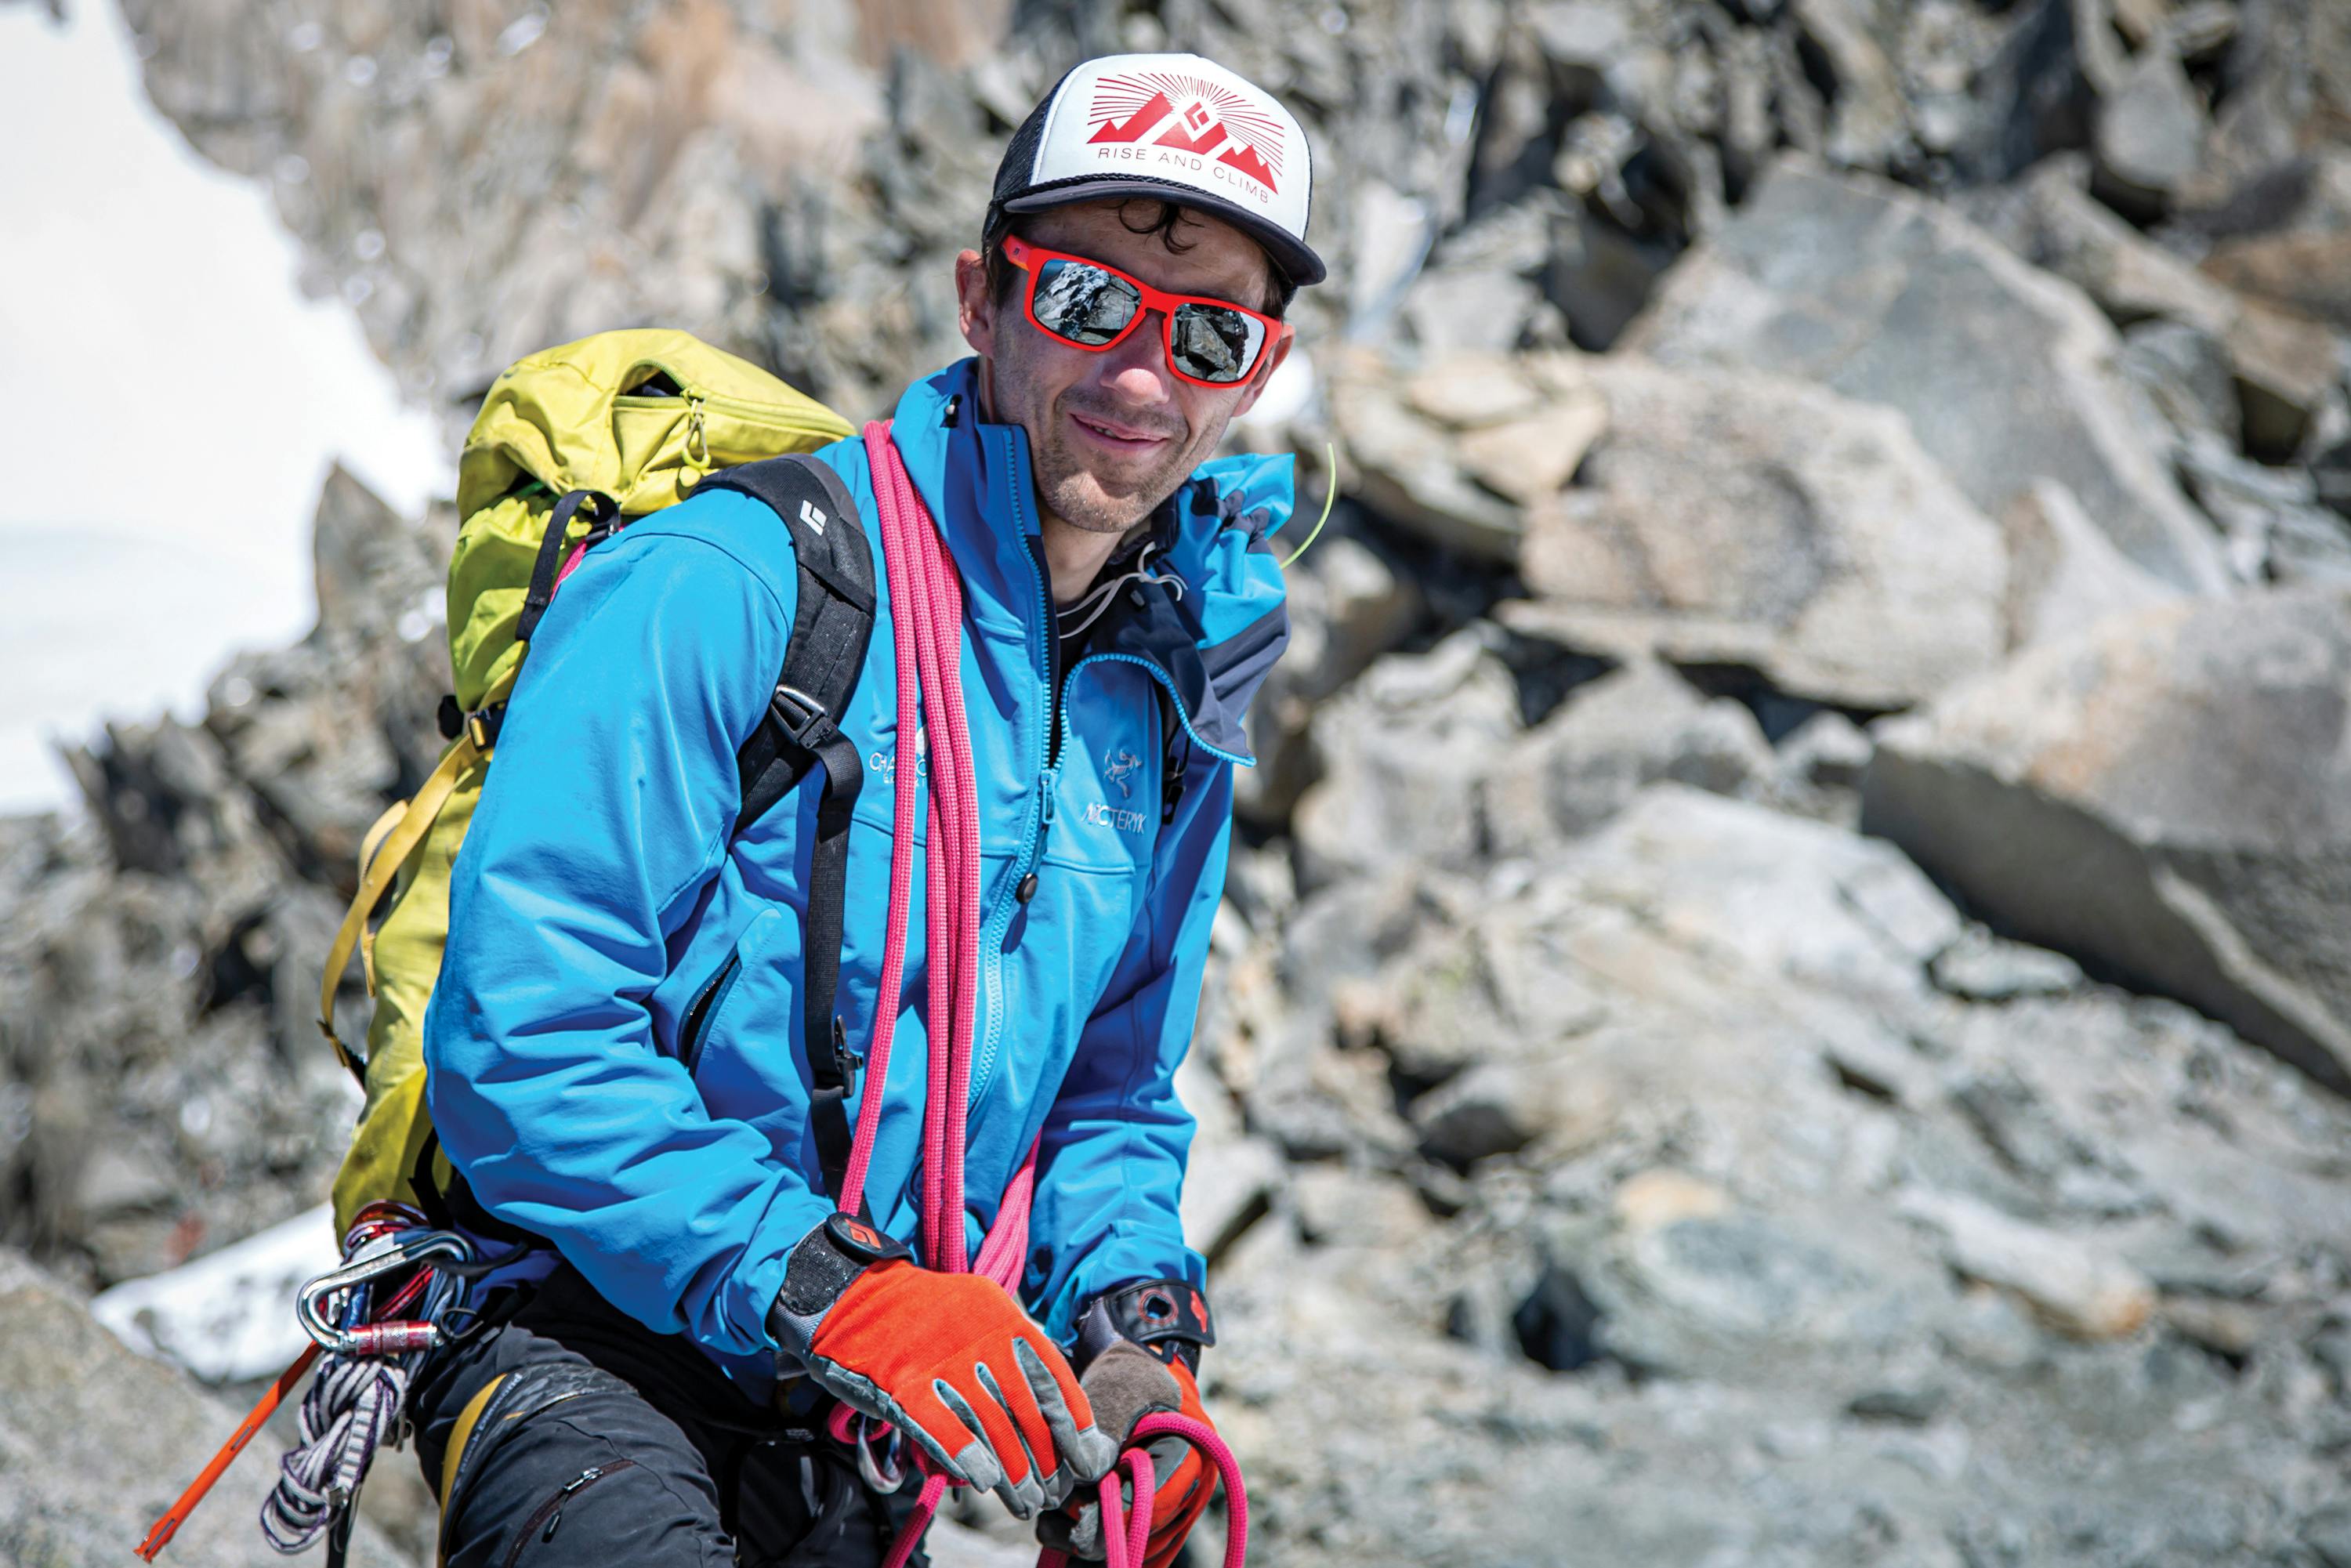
left=458, top=327, right=853, bottom=520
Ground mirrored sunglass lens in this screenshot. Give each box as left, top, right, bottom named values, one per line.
left=1032, top=259, right=1139, bottom=345
left=1170, top=303, right=1265, bottom=383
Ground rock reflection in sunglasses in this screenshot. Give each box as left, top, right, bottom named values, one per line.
left=1172, top=309, right=1249, bottom=380
left=1038, top=263, right=1136, bottom=343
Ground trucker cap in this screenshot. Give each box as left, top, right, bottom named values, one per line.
left=986, top=53, right=1325, bottom=288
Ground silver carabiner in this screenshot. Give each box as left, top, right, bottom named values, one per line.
left=295, top=1229, right=474, bottom=1356
left=852, top=1412, right=905, bottom=1494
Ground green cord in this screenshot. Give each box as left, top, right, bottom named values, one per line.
left=1279, top=443, right=1339, bottom=570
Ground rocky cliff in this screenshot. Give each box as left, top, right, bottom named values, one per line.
left=6, top=0, right=2351, bottom=1563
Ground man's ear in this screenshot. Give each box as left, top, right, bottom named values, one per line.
left=955, top=248, right=994, bottom=357
left=1226, top=327, right=1294, bottom=422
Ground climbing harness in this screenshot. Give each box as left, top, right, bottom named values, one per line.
left=263, top=1210, right=474, bottom=1563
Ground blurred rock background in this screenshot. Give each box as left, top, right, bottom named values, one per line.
left=5, top=0, right=2351, bottom=1563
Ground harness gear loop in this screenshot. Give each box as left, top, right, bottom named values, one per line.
left=136, top=1205, right=475, bottom=1565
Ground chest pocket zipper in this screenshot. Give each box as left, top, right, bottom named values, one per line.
left=677, top=951, right=741, bottom=1075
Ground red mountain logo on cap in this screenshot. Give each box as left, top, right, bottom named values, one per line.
left=1086, top=70, right=1285, bottom=196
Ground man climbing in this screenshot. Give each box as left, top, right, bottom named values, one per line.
left=410, top=51, right=1323, bottom=1567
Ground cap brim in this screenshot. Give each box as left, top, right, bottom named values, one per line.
left=999, top=176, right=1327, bottom=288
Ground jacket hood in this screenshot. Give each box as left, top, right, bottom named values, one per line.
left=886, top=358, right=1295, bottom=764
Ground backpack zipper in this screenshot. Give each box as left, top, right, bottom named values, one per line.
left=609, top=386, right=846, bottom=442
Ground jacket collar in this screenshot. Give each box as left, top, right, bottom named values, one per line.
left=886, top=359, right=1295, bottom=766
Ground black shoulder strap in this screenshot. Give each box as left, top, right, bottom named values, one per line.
left=690, top=454, right=876, bottom=1206
left=515, top=488, right=616, bottom=646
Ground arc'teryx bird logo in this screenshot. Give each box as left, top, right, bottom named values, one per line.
left=1085, top=70, right=1285, bottom=196
left=1103, top=746, right=1143, bottom=799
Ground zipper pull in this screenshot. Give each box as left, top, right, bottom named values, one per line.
left=1039, top=767, right=1059, bottom=825
left=683, top=392, right=709, bottom=473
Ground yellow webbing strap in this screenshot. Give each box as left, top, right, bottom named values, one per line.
left=317, top=667, right=520, bottom=1071
left=352, top=799, right=408, bottom=997
left=436, top=1371, right=509, bottom=1558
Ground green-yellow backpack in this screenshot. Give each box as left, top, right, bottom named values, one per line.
left=317, top=327, right=869, bottom=1237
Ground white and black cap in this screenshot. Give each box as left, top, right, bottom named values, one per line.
left=986, top=53, right=1324, bottom=287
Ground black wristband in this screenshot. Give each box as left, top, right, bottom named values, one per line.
left=771, top=1212, right=911, bottom=1326
left=1074, top=1278, right=1215, bottom=1374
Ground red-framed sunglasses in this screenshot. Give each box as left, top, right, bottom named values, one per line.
left=1001, top=234, right=1291, bottom=389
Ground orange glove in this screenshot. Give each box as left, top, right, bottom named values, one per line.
left=769, top=1214, right=1116, bottom=1518
left=1038, top=1282, right=1220, bottom=1568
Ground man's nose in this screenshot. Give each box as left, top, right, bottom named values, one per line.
left=1096, top=307, right=1174, bottom=400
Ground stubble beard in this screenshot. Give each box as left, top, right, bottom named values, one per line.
left=1032, top=391, right=1212, bottom=536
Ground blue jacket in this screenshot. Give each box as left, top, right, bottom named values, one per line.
left=422, top=358, right=1294, bottom=1398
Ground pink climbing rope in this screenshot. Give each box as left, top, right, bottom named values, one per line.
left=851, top=423, right=1247, bottom=1568
left=1035, top=1413, right=1252, bottom=1568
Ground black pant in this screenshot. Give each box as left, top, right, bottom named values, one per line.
left=408, top=1266, right=926, bottom=1567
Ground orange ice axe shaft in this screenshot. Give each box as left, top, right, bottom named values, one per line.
left=135, top=1341, right=320, bottom=1560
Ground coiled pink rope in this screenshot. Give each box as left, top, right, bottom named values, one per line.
left=1036, top=1413, right=1252, bottom=1568
left=854, top=424, right=1244, bottom=1568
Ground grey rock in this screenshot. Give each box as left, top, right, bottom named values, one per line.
left=1899, top=1190, right=2157, bottom=1339
left=1344, top=904, right=1612, bottom=1088
left=1865, top=588, right=2351, bottom=1095
left=1411, top=1055, right=1618, bottom=1167
left=1770, top=708, right=1875, bottom=826
left=2317, top=437, right=2351, bottom=520
left=1512, top=1258, right=1610, bottom=1371
left=1790, top=0, right=1911, bottom=170
left=1235, top=532, right=1425, bottom=830
left=1509, top=358, right=2010, bottom=711
left=2092, top=46, right=2208, bottom=217
left=1180, top=1132, right=1287, bottom=1266
left=1846, top=1383, right=1950, bottom=1425
left=1328, top=356, right=1528, bottom=564
left=2225, top=299, right=2346, bottom=462
left=2201, top=230, right=2351, bottom=334
left=1948, top=0, right=2105, bottom=182
left=2179, top=432, right=2351, bottom=585
left=1291, top=1166, right=1436, bottom=1251
left=2307, top=1505, right=2351, bottom=1568
left=2000, top=478, right=2186, bottom=646
left=1483, top=658, right=1776, bottom=856
left=1978, top=156, right=2238, bottom=335
left=0, top=1248, right=404, bottom=1567
left=1778, top=710, right=1875, bottom=792
left=1931, top=927, right=2085, bottom=1001
left=2117, top=317, right=2241, bottom=447
left=1403, top=202, right=1565, bottom=357
left=1292, top=628, right=1524, bottom=890
left=1628, top=156, right=2232, bottom=595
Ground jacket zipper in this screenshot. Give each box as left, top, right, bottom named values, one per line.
left=972, top=428, right=1067, bottom=1117
left=501, top=1460, right=636, bottom=1568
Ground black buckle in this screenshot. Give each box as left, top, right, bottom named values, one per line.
left=812, top=1017, right=864, bottom=1092
left=769, top=683, right=835, bottom=748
